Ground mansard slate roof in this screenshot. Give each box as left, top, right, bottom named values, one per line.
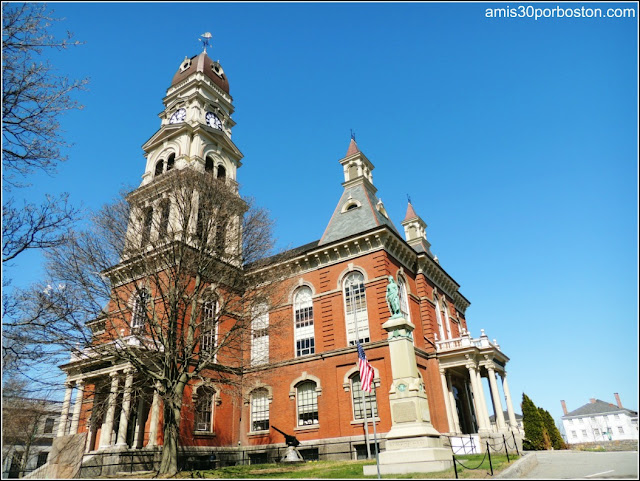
left=564, top=400, right=638, bottom=418
left=171, top=51, right=230, bottom=94
left=318, top=182, right=400, bottom=246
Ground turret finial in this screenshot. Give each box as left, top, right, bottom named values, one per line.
left=199, top=32, right=212, bottom=53
left=350, top=129, right=356, bottom=141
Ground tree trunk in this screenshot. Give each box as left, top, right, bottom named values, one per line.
left=158, top=385, right=185, bottom=476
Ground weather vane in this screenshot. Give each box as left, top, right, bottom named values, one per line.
left=407, top=194, right=412, bottom=204
left=199, top=32, right=212, bottom=53
left=350, top=129, right=356, bottom=141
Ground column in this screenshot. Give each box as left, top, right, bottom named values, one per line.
left=501, top=372, right=518, bottom=429
left=57, top=382, right=74, bottom=437
left=466, top=365, right=487, bottom=432
left=487, top=365, right=506, bottom=430
left=132, top=394, right=146, bottom=449
left=116, top=369, right=134, bottom=447
left=474, top=369, right=492, bottom=431
left=70, top=379, right=85, bottom=434
left=99, top=372, right=120, bottom=449
left=439, top=368, right=455, bottom=433
left=446, top=373, right=462, bottom=434
left=147, top=383, right=160, bottom=447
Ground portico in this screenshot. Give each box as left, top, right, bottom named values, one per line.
left=436, top=329, right=518, bottom=439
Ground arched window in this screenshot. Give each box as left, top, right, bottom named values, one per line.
left=350, top=372, right=378, bottom=420
left=434, top=296, right=446, bottom=341
left=343, top=271, right=370, bottom=345
left=397, top=276, right=411, bottom=322
left=216, top=165, right=226, bottom=180
left=296, top=381, right=318, bottom=426
left=141, top=207, right=153, bottom=246
left=251, top=303, right=269, bottom=366
left=158, top=200, right=170, bottom=238
left=293, top=287, right=314, bottom=357
left=132, top=289, right=150, bottom=329
left=194, top=386, right=215, bottom=432
left=250, top=388, right=270, bottom=432
left=166, top=153, right=175, bottom=171
left=154, top=160, right=164, bottom=176
left=201, top=299, right=218, bottom=357
left=442, top=298, right=452, bottom=339
left=205, top=156, right=214, bottom=174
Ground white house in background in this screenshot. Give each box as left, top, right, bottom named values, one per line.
left=560, top=394, right=638, bottom=445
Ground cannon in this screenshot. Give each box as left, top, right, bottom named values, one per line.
left=271, top=426, right=304, bottom=463
left=271, top=425, right=301, bottom=447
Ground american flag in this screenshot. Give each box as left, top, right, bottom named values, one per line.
left=357, top=341, right=374, bottom=393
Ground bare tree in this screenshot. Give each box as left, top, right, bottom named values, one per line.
left=2, top=2, right=88, bottom=184
left=2, top=2, right=86, bottom=383
left=8, top=169, right=291, bottom=475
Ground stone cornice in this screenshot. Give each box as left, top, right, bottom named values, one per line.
left=249, top=225, right=470, bottom=314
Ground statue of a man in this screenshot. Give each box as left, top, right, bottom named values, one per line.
left=386, top=275, right=402, bottom=318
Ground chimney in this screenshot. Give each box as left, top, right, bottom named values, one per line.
left=561, top=400, right=568, bottom=415
left=614, top=393, right=623, bottom=408
left=590, top=398, right=596, bottom=404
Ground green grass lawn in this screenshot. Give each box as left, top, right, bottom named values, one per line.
left=174, top=454, right=518, bottom=479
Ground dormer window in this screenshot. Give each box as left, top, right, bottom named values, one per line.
left=341, top=199, right=361, bottom=213
left=211, top=62, right=224, bottom=79
left=179, top=57, right=192, bottom=72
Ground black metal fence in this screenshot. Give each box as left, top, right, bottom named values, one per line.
left=449, top=432, right=520, bottom=478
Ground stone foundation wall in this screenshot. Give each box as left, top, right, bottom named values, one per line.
left=571, top=439, right=638, bottom=452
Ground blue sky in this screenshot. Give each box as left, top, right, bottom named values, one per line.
left=4, top=2, right=638, bottom=428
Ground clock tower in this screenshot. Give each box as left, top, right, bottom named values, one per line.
left=139, top=42, right=243, bottom=190
left=122, top=38, right=245, bottom=263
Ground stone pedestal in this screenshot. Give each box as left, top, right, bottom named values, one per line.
left=363, top=315, right=452, bottom=475
left=279, top=446, right=304, bottom=464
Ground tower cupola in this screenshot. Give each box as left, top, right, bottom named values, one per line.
left=401, top=201, right=434, bottom=257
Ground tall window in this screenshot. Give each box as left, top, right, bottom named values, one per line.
left=442, top=298, right=452, bottom=339
left=350, top=373, right=378, bottom=420
left=201, top=300, right=218, bottom=356
left=43, top=418, right=55, bottom=434
left=296, top=381, right=318, bottom=426
left=194, top=386, right=215, bottom=432
left=343, top=271, right=370, bottom=345
left=397, top=276, right=411, bottom=322
left=205, top=156, right=214, bottom=174
left=251, top=303, right=269, bottom=366
left=158, top=200, right=170, bottom=238
left=132, top=289, right=150, bottom=329
left=217, top=165, right=226, bottom=180
left=434, top=296, right=446, bottom=341
left=294, top=287, right=315, bottom=356
left=250, top=388, right=269, bottom=432
left=141, top=207, right=153, bottom=246
left=154, top=160, right=164, bottom=176
left=166, top=153, right=175, bottom=171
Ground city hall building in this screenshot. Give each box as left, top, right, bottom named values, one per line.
left=50, top=44, right=521, bottom=474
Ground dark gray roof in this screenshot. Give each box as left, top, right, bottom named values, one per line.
left=319, top=182, right=399, bottom=246
left=489, top=411, right=522, bottom=422
left=564, top=400, right=638, bottom=418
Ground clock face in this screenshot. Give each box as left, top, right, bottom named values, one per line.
left=169, top=108, right=186, bottom=124
left=206, top=111, right=223, bottom=130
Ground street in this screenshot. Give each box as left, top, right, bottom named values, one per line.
left=523, top=450, right=638, bottom=479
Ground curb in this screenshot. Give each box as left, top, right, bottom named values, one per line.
left=495, top=452, right=538, bottom=479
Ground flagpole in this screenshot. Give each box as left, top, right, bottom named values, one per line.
left=369, top=385, right=381, bottom=479
left=351, top=283, right=371, bottom=460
